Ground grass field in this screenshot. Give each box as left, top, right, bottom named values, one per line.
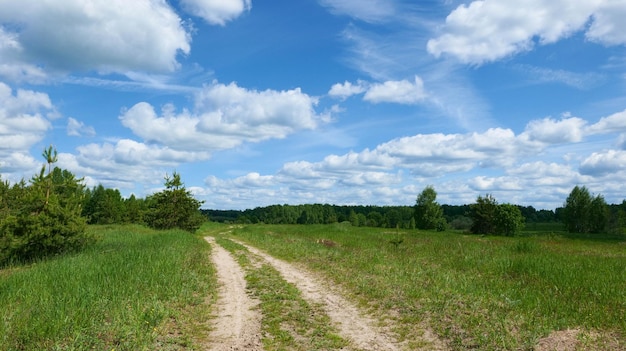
left=2, top=222, right=624, bottom=350
left=221, top=223, right=626, bottom=350
left=0, top=225, right=216, bottom=351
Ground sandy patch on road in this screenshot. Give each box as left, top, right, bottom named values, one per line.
left=204, top=237, right=262, bottom=350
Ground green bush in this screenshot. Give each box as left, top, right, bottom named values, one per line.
left=0, top=147, right=91, bottom=265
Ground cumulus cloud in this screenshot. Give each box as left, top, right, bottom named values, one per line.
left=329, top=76, right=427, bottom=104
left=364, top=76, right=427, bottom=104
left=580, top=149, right=626, bottom=176
left=0, top=152, right=39, bottom=174
left=328, top=80, right=368, bottom=99
left=0, top=0, right=190, bottom=79
left=192, top=107, right=626, bottom=209
left=587, top=109, right=626, bottom=134
left=427, top=0, right=626, bottom=64
left=0, top=82, right=54, bottom=152
left=58, top=139, right=211, bottom=189
left=67, top=117, right=96, bottom=137
left=586, top=1, right=626, bottom=45
left=180, top=0, right=251, bottom=25
left=120, top=81, right=326, bottom=152
left=522, top=116, right=587, bottom=144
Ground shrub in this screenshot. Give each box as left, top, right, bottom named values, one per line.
left=0, top=147, right=90, bottom=265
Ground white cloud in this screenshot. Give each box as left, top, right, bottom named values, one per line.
left=0, top=82, right=54, bottom=152
left=67, top=117, right=96, bottom=137
left=58, top=139, right=211, bottom=189
left=0, top=0, right=190, bottom=78
left=586, top=0, right=626, bottom=45
left=580, top=149, right=626, bottom=176
left=120, top=81, right=326, bottom=152
left=318, top=0, right=396, bottom=23
left=180, top=0, right=251, bottom=25
left=0, top=152, right=39, bottom=174
left=376, top=127, right=533, bottom=169
left=364, top=76, right=427, bottom=104
left=330, top=76, right=428, bottom=104
left=587, top=109, right=626, bottom=134
left=328, top=80, right=368, bottom=99
left=191, top=107, right=626, bottom=210
left=522, top=116, right=587, bottom=144
left=427, top=0, right=624, bottom=64
left=469, top=176, right=522, bottom=191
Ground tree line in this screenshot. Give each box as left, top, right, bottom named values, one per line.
left=205, top=185, right=626, bottom=237
left=3, top=147, right=624, bottom=265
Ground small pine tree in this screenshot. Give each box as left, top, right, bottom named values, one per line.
left=470, top=194, right=498, bottom=234
left=0, top=146, right=90, bottom=264
left=145, top=172, right=205, bottom=232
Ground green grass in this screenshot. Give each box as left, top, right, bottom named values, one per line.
left=224, top=223, right=626, bottom=350
left=0, top=225, right=216, bottom=351
left=213, top=235, right=349, bottom=351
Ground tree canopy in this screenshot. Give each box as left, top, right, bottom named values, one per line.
left=415, top=186, right=446, bottom=230
left=144, top=172, right=205, bottom=232
left=563, top=186, right=608, bottom=234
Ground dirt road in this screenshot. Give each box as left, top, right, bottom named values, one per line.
left=204, top=237, right=263, bottom=350
left=205, top=236, right=445, bottom=350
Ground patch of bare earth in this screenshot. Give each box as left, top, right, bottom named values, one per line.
left=204, top=237, right=262, bottom=351
left=536, top=329, right=625, bottom=351
left=233, top=239, right=447, bottom=351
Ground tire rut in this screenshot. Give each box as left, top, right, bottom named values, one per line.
left=231, top=239, right=404, bottom=351
left=204, top=237, right=262, bottom=351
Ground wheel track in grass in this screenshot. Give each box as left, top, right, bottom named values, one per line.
left=206, top=235, right=446, bottom=350
left=235, top=239, right=402, bottom=351
left=204, top=237, right=263, bottom=350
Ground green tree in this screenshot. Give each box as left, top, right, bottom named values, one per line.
left=123, top=194, right=145, bottom=224
left=1, top=147, right=90, bottom=264
left=495, top=204, right=525, bottom=236
left=145, top=172, right=205, bottom=232
left=470, top=194, right=498, bottom=234
left=589, top=194, right=609, bottom=233
left=83, top=185, right=125, bottom=224
left=563, top=186, right=608, bottom=233
left=415, top=186, right=446, bottom=230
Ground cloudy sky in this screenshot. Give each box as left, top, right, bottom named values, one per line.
left=1, top=0, right=626, bottom=210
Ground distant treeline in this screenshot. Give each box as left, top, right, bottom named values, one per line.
left=202, top=203, right=568, bottom=228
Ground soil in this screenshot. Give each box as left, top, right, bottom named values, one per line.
left=204, top=237, right=263, bottom=350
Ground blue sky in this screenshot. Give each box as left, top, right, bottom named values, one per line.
left=2, top=0, right=626, bottom=210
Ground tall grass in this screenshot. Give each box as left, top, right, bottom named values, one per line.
left=227, top=224, right=626, bottom=350
left=0, top=225, right=216, bottom=351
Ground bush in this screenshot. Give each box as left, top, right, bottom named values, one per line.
left=470, top=194, right=524, bottom=236
left=449, top=216, right=473, bottom=230
left=0, top=147, right=91, bottom=265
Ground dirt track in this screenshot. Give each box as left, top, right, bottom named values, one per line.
left=205, top=236, right=445, bottom=350
left=204, top=237, right=262, bottom=350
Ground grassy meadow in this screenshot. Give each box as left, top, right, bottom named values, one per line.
left=1, top=222, right=624, bottom=350
left=0, top=225, right=216, bottom=351
left=220, top=223, right=626, bottom=350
